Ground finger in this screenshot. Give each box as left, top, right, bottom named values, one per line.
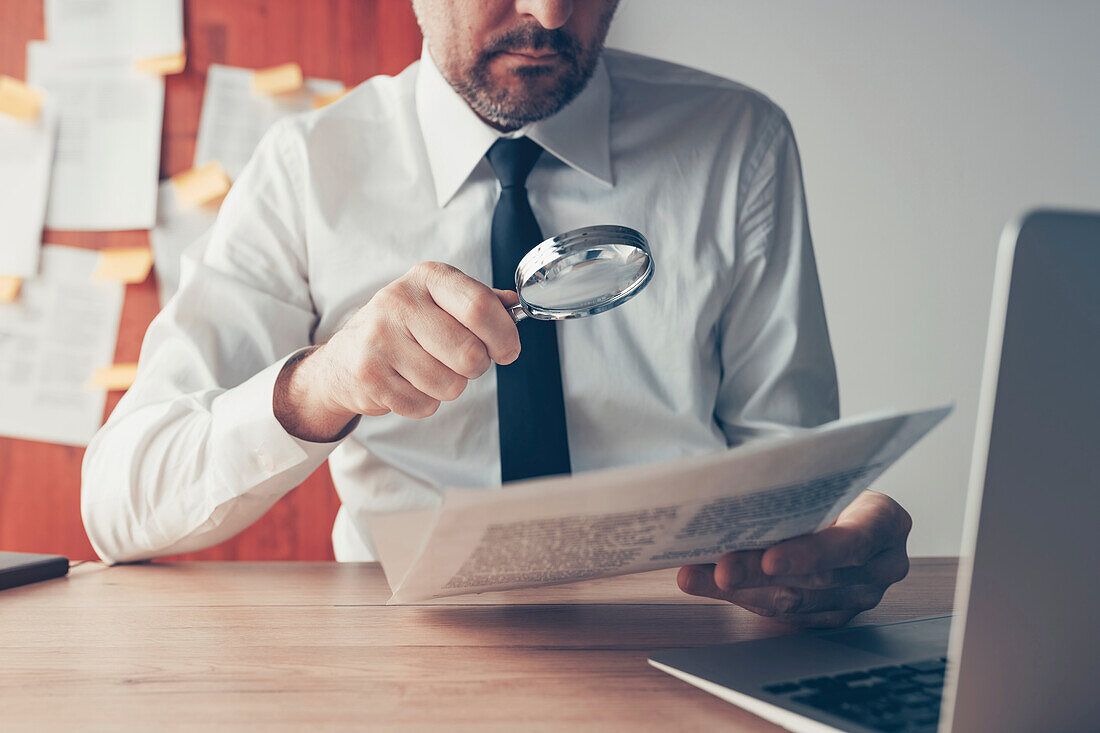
left=769, top=547, right=912, bottom=590
left=493, top=288, right=520, bottom=308
left=371, top=367, right=441, bottom=419
left=390, top=333, right=470, bottom=403
left=721, top=584, right=888, bottom=618
left=404, top=304, right=492, bottom=380
left=419, top=263, right=521, bottom=365
left=714, top=550, right=771, bottom=590
left=761, top=491, right=911, bottom=576
left=677, top=564, right=725, bottom=599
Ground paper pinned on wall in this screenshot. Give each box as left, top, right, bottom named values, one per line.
left=0, top=98, right=57, bottom=279
left=134, top=51, right=186, bottom=76
left=0, top=245, right=124, bottom=446
left=0, top=277, right=22, bottom=303
left=26, top=42, right=164, bottom=231
left=312, top=88, right=349, bottom=109
left=0, top=75, right=43, bottom=119
left=170, top=161, right=231, bottom=207
left=93, top=247, right=154, bottom=284
left=369, top=405, right=953, bottom=604
left=252, top=63, right=304, bottom=95
left=44, top=0, right=184, bottom=61
left=86, top=363, right=139, bottom=391
left=150, top=180, right=218, bottom=307
left=194, top=63, right=344, bottom=179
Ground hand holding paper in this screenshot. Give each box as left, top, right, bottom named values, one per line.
left=368, top=406, right=951, bottom=604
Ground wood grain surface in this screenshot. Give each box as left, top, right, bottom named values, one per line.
left=0, top=0, right=423, bottom=561
left=0, top=558, right=959, bottom=731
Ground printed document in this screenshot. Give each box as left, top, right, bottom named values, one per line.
left=0, top=245, right=124, bottom=446
left=0, top=101, right=57, bottom=278
left=26, top=42, right=164, bottom=231
left=44, top=0, right=183, bottom=61
left=194, top=64, right=343, bottom=178
left=369, top=406, right=951, bottom=604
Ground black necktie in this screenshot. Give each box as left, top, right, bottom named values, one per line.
left=486, top=137, right=571, bottom=482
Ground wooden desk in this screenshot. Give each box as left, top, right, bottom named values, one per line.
left=1, top=559, right=956, bottom=730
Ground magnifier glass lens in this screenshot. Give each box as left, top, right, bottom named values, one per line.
left=519, top=244, right=649, bottom=311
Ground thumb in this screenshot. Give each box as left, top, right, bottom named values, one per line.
left=493, top=288, right=520, bottom=308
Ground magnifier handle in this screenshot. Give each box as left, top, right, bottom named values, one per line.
left=508, top=302, right=529, bottom=323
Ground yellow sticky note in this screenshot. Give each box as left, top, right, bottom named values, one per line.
left=312, top=88, right=348, bottom=109
left=0, top=75, right=42, bottom=120
left=171, top=161, right=231, bottom=207
left=93, top=247, right=154, bottom=284
left=87, top=363, right=139, bottom=391
left=252, top=63, right=303, bottom=95
left=0, top=276, right=22, bottom=303
left=135, top=51, right=186, bottom=76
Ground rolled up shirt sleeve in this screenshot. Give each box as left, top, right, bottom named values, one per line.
left=715, top=111, right=840, bottom=445
left=81, top=120, right=343, bottom=564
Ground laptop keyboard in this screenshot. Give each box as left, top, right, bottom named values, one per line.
left=761, top=657, right=947, bottom=732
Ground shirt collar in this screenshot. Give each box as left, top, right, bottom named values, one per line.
left=415, top=43, right=613, bottom=207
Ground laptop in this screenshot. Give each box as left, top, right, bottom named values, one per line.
left=649, top=209, right=1100, bottom=732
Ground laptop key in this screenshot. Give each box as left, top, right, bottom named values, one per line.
left=836, top=670, right=872, bottom=682
left=869, top=665, right=914, bottom=679
left=761, top=682, right=800, bottom=694
left=911, top=672, right=945, bottom=687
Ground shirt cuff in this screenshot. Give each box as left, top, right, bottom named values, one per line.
left=208, top=350, right=354, bottom=500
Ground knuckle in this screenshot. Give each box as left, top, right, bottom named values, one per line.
left=807, top=571, right=837, bottom=589
left=859, top=588, right=886, bottom=612
left=886, top=553, right=910, bottom=584
left=773, top=587, right=803, bottom=615
left=412, top=260, right=447, bottom=279
left=454, top=338, right=490, bottom=377
left=440, top=374, right=468, bottom=402
left=463, top=290, right=500, bottom=325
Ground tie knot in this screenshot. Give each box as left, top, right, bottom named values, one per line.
left=487, top=137, right=543, bottom=189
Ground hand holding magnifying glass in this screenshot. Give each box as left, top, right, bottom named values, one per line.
left=506, top=225, right=654, bottom=322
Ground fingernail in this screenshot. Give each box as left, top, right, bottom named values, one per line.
left=769, top=558, right=790, bottom=576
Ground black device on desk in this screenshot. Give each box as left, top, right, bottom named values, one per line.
left=0, top=551, right=69, bottom=590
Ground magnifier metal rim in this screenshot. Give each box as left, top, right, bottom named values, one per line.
left=514, top=225, right=653, bottom=320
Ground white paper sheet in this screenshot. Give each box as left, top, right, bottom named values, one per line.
left=149, top=180, right=217, bottom=306
left=26, top=41, right=164, bottom=231
left=0, top=100, right=57, bottom=278
left=369, top=406, right=953, bottom=604
left=45, top=0, right=184, bottom=60
left=194, top=63, right=343, bottom=179
left=0, top=245, right=124, bottom=446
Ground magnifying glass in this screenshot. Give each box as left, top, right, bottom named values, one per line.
left=507, top=225, right=654, bottom=322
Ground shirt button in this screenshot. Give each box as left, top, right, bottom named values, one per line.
left=253, top=449, right=275, bottom=473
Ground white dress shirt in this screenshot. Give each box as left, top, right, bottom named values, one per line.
left=81, top=47, right=839, bottom=564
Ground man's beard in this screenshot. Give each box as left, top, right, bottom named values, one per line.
left=444, top=21, right=610, bottom=129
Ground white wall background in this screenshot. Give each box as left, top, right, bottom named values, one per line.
left=607, top=0, right=1100, bottom=555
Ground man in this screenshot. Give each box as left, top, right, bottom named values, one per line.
left=82, top=0, right=912, bottom=628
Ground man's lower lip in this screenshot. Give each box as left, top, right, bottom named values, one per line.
left=499, top=51, right=561, bottom=61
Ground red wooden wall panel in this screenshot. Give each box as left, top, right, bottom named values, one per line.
left=0, top=0, right=423, bottom=560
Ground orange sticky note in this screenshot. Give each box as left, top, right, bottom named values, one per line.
left=0, top=276, right=21, bottom=303
left=170, top=161, right=231, bottom=207
left=93, top=247, right=154, bottom=284
left=87, top=363, right=139, bottom=391
left=252, top=63, right=303, bottom=95
left=135, top=51, right=186, bottom=76
left=312, top=88, right=348, bottom=109
left=0, top=75, right=42, bottom=120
